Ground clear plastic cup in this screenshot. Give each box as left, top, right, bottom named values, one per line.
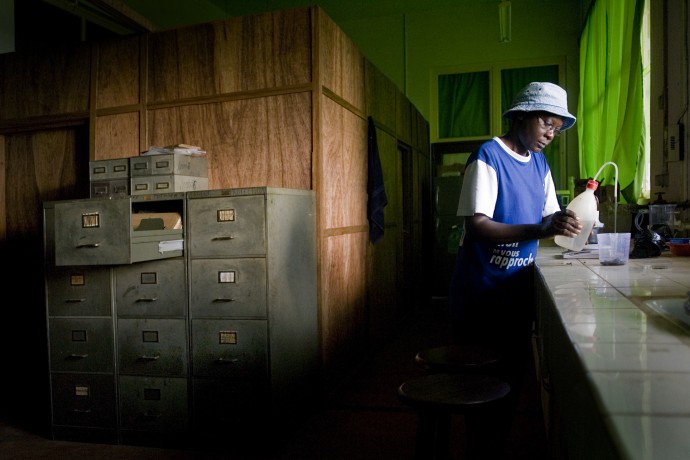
left=597, top=233, right=631, bottom=265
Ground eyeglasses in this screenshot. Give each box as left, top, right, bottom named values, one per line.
left=537, top=116, right=563, bottom=137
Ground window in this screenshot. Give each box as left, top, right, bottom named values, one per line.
left=431, top=59, right=567, bottom=188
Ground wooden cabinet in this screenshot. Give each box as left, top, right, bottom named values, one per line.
left=5, top=6, right=429, bottom=432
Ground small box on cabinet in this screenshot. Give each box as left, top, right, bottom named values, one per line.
left=89, top=158, right=130, bottom=181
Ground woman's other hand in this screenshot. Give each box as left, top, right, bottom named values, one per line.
left=541, top=209, right=582, bottom=238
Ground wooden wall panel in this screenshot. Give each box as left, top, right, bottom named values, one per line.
left=148, top=23, right=217, bottom=101
left=1, top=128, right=87, bottom=425
left=396, top=91, right=412, bottom=145
left=320, top=97, right=367, bottom=230
left=95, top=113, right=140, bottom=160
left=148, top=9, right=311, bottom=102
left=365, top=61, right=397, bottom=131
left=148, top=92, right=312, bottom=190
left=0, top=45, right=90, bottom=120
left=416, top=110, right=430, bottom=154
left=96, top=37, right=141, bottom=109
left=366, top=230, right=399, bottom=348
left=318, top=10, right=365, bottom=112
left=321, top=232, right=368, bottom=368
left=5, top=130, right=85, bottom=232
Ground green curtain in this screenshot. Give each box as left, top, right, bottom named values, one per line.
left=578, top=0, right=646, bottom=203
left=438, top=71, right=490, bottom=138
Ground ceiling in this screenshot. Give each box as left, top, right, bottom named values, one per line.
left=16, top=0, right=501, bottom=53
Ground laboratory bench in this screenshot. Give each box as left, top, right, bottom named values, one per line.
left=535, top=244, right=690, bottom=460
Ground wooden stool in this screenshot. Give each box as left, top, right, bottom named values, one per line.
left=398, top=372, right=510, bottom=460
left=414, top=345, right=501, bottom=374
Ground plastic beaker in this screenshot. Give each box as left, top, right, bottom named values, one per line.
left=597, top=233, right=631, bottom=266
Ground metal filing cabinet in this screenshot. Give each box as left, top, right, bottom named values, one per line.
left=115, top=257, right=189, bottom=446
left=44, top=187, right=317, bottom=448
left=129, top=154, right=208, bottom=196
left=186, top=187, right=318, bottom=442
left=89, top=158, right=130, bottom=198
left=44, top=202, right=118, bottom=443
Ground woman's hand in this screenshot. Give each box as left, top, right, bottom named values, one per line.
left=542, top=209, right=582, bottom=238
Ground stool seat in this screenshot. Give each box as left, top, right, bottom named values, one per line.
left=398, top=373, right=510, bottom=460
left=398, top=373, right=510, bottom=410
left=414, top=345, right=501, bottom=373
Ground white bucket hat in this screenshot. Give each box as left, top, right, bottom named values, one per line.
left=503, top=82, right=576, bottom=131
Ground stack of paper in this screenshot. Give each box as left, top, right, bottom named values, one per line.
left=142, top=144, right=206, bottom=156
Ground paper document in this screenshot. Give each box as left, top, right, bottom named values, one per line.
left=158, top=240, right=184, bottom=253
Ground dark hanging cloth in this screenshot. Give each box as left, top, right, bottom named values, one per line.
left=367, top=116, right=388, bottom=243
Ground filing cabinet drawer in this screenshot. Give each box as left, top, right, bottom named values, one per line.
left=46, top=266, right=112, bottom=317
left=130, top=175, right=208, bottom=195
left=191, top=319, right=268, bottom=379
left=115, top=259, right=186, bottom=317
left=192, top=377, right=269, bottom=430
left=54, top=195, right=184, bottom=266
left=130, top=154, right=208, bottom=177
left=49, top=318, right=114, bottom=372
left=89, top=158, right=129, bottom=181
left=51, top=372, right=116, bottom=428
left=189, top=258, right=266, bottom=318
left=117, top=318, right=188, bottom=376
left=118, top=375, right=189, bottom=433
left=186, top=194, right=266, bottom=257
left=90, top=179, right=129, bottom=198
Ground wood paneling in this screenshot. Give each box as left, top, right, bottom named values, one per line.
left=96, top=36, right=140, bottom=109
left=320, top=97, right=367, bottom=230
left=416, top=108, right=430, bottom=154
left=396, top=91, right=412, bottom=145
left=1, top=127, right=88, bottom=428
left=148, top=92, right=312, bottom=190
left=0, top=45, right=90, bottom=120
left=148, top=9, right=312, bottom=102
left=365, top=61, right=397, bottom=131
left=366, top=229, right=400, bottom=347
left=95, top=113, right=140, bottom=159
left=321, top=232, right=368, bottom=368
left=318, top=11, right=365, bottom=112
left=377, top=127, right=400, bottom=228
left=0, top=7, right=431, bottom=420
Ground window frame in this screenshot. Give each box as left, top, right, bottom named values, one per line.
left=430, top=56, right=568, bottom=186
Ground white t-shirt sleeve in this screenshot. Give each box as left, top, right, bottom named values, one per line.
left=543, top=170, right=561, bottom=217
left=456, top=159, right=498, bottom=218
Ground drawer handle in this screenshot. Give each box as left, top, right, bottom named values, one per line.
left=136, top=297, right=158, bottom=302
left=67, top=354, right=88, bottom=360
left=212, top=236, right=235, bottom=241
left=213, top=298, right=235, bottom=303
left=215, top=357, right=239, bottom=364
left=140, top=412, right=162, bottom=420
left=65, top=298, right=86, bottom=303
left=72, top=408, right=92, bottom=414
left=76, top=243, right=101, bottom=248
left=137, top=355, right=160, bottom=362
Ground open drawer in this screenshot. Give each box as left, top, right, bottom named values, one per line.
left=53, top=193, right=185, bottom=266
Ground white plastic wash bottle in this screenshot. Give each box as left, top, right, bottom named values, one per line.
left=554, top=179, right=599, bottom=252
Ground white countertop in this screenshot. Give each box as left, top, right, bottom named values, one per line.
left=536, top=244, right=690, bottom=460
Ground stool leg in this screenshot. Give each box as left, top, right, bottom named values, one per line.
left=415, top=410, right=452, bottom=460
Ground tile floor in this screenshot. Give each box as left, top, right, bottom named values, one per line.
left=0, top=299, right=550, bottom=459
